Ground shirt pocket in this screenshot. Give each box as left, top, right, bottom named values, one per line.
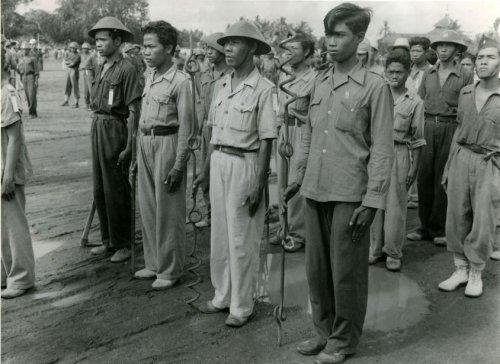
left=308, top=97, right=322, bottom=128
left=394, top=110, right=412, bottom=133
left=337, top=98, right=368, bottom=134
left=230, top=102, right=256, bottom=132
left=103, top=79, right=121, bottom=108
left=153, top=93, right=174, bottom=121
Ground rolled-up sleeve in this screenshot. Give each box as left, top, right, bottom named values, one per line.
left=410, top=99, right=426, bottom=150
left=257, top=86, right=278, bottom=140
left=362, top=83, right=394, bottom=210
left=173, top=79, right=194, bottom=171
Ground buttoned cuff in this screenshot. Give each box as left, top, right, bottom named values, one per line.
left=410, top=139, right=426, bottom=150
left=362, top=193, right=386, bottom=210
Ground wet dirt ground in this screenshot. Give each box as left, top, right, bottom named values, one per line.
left=1, top=59, right=499, bottom=363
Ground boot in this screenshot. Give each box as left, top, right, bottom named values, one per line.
left=110, top=248, right=131, bottom=262
left=438, top=264, right=468, bottom=292
left=72, top=101, right=79, bottom=108
left=61, top=100, right=69, bottom=106
left=464, top=268, right=483, bottom=298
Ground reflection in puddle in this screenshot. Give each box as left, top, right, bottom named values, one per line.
left=257, top=251, right=429, bottom=332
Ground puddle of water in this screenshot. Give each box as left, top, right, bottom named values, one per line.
left=32, top=240, right=64, bottom=259
left=257, top=251, right=429, bottom=333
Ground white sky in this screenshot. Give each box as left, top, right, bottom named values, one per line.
left=19, top=0, right=500, bottom=41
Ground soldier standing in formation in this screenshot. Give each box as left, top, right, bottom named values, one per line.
left=195, top=20, right=277, bottom=328
left=439, top=38, right=500, bottom=297
left=195, top=32, right=232, bottom=228
left=286, top=3, right=394, bottom=362
left=17, top=42, right=39, bottom=119
left=134, top=20, right=194, bottom=289
left=87, top=17, right=142, bottom=263
left=407, top=30, right=473, bottom=245
left=80, top=42, right=97, bottom=110
left=369, top=49, right=426, bottom=271
left=274, top=32, right=316, bottom=252
left=61, top=42, right=81, bottom=108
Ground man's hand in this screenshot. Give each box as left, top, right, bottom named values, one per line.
left=117, top=148, right=131, bottom=175
left=282, top=182, right=300, bottom=205
left=406, top=164, right=418, bottom=191
left=349, top=206, right=376, bottom=244
left=1, top=176, right=16, bottom=201
left=164, top=168, right=183, bottom=193
left=246, top=182, right=264, bottom=217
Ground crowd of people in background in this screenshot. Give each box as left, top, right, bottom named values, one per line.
left=2, top=2, right=499, bottom=363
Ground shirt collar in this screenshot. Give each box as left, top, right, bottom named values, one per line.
left=222, top=66, right=260, bottom=90
left=329, top=61, right=366, bottom=89
left=464, top=80, right=500, bottom=96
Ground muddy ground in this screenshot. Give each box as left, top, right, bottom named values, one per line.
left=1, top=59, right=499, bottom=364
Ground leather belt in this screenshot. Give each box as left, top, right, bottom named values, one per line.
left=425, top=114, right=456, bottom=123
left=214, top=145, right=258, bottom=157
left=140, top=125, right=179, bottom=136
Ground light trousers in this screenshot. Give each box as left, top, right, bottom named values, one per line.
left=1, top=186, right=35, bottom=290
left=370, top=144, right=411, bottom=259
left=210, top=150, right=265, bottom=318
left=137, top=134, right=186, bottom=280
left=445, top=147, right=499, bottom=270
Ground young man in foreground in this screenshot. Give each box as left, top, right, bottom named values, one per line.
left=285, top=3, right=394, bottom=363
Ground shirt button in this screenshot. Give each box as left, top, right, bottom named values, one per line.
left=322, top=149, right=326, bottom=153
left=327, top=110, right=332, bottom=115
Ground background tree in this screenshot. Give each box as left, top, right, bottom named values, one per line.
left=1, top=0, right=33, bottom=38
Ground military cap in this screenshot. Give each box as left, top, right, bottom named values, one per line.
left=81, top=42, right=91, bottom=49
left=357, top=39, right=371, bottom=54
left=430, top=29, right=467, bottom=52
left=88, top=16, right=133, bottom=42
left=392, top=38, right=410, bottom=51
left=68, top=41, right=79, bottom=49
left=478, top=35, right=500, bottom=51
left=202, top=32, right=225, bottom=53
left=217, top=20, right=271, bottom=55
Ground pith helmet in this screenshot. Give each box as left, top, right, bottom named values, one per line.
left=393, top=38, right=410, bottom=50
left=217, top=20, right=271, bottom=55
left=68, top=41, right=79, bottom=49
left=203, top=32, right=225, bottom=53
left=88, top=16, right=133, bottom=42
left=430, top=29, right=467, bottom=52
left=357, top=39, right=371, bottom=54
left=81, top=42, right=91, bottom=49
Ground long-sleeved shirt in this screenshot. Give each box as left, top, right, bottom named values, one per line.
left=295, top=62, right=395, bottom=209
left=418, top=61, right=473, bottom=118
left=197, top=63, right=232, bottom=125
left=80, top=53, right=97, bottom=70
left=208, top=67, right=277, bottom=150
left=454, top=82, right=500, bottom=151
left=140, top=65, right=194, bottom=171
left=17, top=55, right=38, bottom=76
left=393, top=89, right=426, bottom=149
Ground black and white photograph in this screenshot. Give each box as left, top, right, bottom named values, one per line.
left=1, top=0, right=499, bottom=362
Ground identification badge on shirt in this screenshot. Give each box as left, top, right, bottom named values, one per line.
left=10, top=95, right=19, bottom=113
left=108, top=89, right=114, bottom=106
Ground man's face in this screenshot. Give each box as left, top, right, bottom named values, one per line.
left=95, top=30, right=120, bottom=57
left=69, top=46, right=77, bottom=53
left=325, top=21, right=361, bottom=63
left=475, top=47, right=500, bottom=79
left=82, top=48, right=89, bottom=54
left=142, top=33, right=172, bottom=69
left=283, top=41, right=307, bottom=67
left=206, top=47, right=224, bottom=64
left=410, top=45, right=426, bottom=64
left=224, top=37, right=254, bottom=69
left=460, top=57, right=474, bottom=71
left=386, top=62, right=409, bottom=88
left=435, top=43, right=457, bottom=62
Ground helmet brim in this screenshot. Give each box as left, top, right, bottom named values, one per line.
left=88, top=28, right=133, bottom=42
left=217, top=36, right=271, bottom=56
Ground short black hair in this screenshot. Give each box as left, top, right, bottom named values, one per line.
left=323, top=3, right=372, bottom=37
left=409, top=37, right=430, bottom=51
left=385, top=49, right=411, bottom=70
left=293, top=32, right=315, bottom=59
left=461, top=52, right=476, bottom=62
left=142, top=20, right=178, bottom=55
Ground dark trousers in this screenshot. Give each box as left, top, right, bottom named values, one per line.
left=21, top=74, right=37, bottom=116
left=417, top=119, right=457, bottom=238
left=305, top=199, right=370, bottom=355
left=65, top=68, right=80, bottom=101
left=91, top=115, right=131, bottom=248
left=82, top=70, right=94, bottom=106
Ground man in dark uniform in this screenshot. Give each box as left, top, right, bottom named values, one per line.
left=407, top=30, right=473, bottom=245
left=87, top=17, right=142, bottom=263
left=80, top=42, right=98, bottom=110
left=17, top=42, right=39, bottom=118
left=285, top=3, right=394, bottom=362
